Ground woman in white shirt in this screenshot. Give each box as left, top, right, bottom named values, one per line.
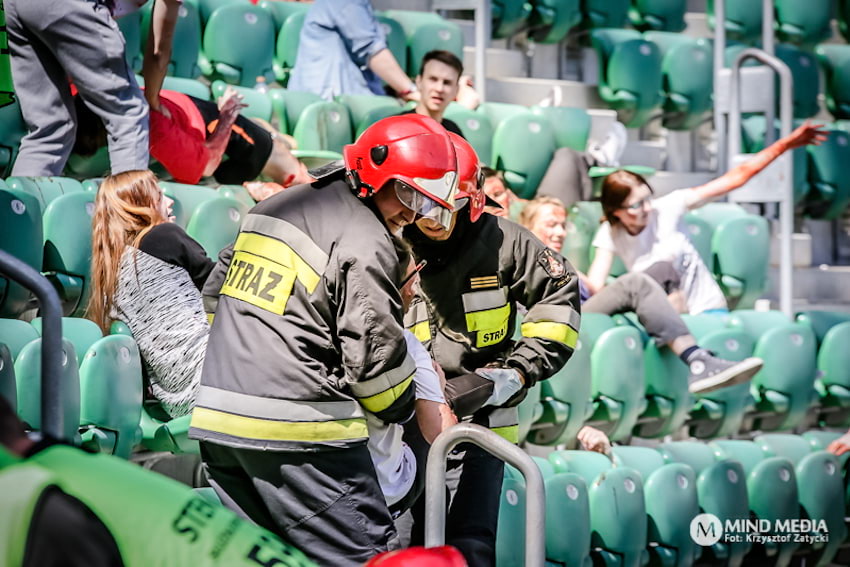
left=588, top=121, right=827, bottom=315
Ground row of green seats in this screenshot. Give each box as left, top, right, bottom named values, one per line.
left=498, top=431, right=847, bottom=567
left=709, top=0, right=835, bottom=48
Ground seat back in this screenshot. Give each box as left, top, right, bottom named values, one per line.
left=258, top=0, right=309, bottom=33
left=775, top=0, right=832, bottom=47
left=117, top=10, right=143, bottom=72
left=31, top=317, right=102, bottom=368
left=687, top=201, right=748, bottom=230
left=496, top=475, right=527, bottom=567
left=707, top=0, right=764, bottom=42
left=544, top=473, right=592, bottom=566
left=816, top=45, right=850, bottom=120
left=161, top=182, right=221, bottom=228
left=491, top=0, right=532, bottom=39
left=210, top=81, right=273, bottom=121
left=806, top=128, right=850, bottom=220
left=443, top=103, right=494, bottom=164
left=681, top=214, right=713, bottom=268
left=646, top=33, right=713, bottom=130
left=217, top=184, right=257, bottom=209
left=712, top=215, right=770, bottom=309
left=274, top=11, right=306, bottom=85
left=203, top=4, right=275, bottom=86
left=581, top=0, right=630, bottom=28
left=0, top=187, right=42, bottom=317
left=186, top=196, right=247, bottom=259
left=530, top=106, right=591, bottom=152
left=268, top=88, right=323, bottom=135
left=6, top=176, right=85, bottom=211
left=142, top=0, right=203, bottom=78
left=527, top=0, right=581, bottom=43
left=292, top=101, right=352, bottom=153
left=492, top=113, right=556, bottom=199
left=775, top=44, right=821, bottom=120
left=196, top=0, right=244, bottom=26
left=477, top=101, right=530, bottom=134
left=629, top=0, right=687, bottom=32
left=381, top=11, right=464, bottom=77
left=635, top=337, right=691, bottom=439
left=161, top=77, right=211, bottom=100
left=0, top=101, right=26, bottom=177
left=337, top=94, right=401, bottom=138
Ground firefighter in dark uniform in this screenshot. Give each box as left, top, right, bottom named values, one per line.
left=189, top=114, right=460, bottom=567
left=402, top=133, right=582, bottom=566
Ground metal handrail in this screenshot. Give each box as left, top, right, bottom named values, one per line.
left=727, top=48, right=794, bottom=318
left=432, top=0, right=490, bottom=103
left=0, top=249, right=64, bottom=438
left=425, top=422, right=545, bottom=566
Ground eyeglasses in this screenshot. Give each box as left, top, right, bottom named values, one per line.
left=622, top=197, right=650, bottom=212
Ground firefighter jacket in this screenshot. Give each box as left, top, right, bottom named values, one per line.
left=403, top=213, right=581, bottom=441
left=189, top=178, right=416, bottom=452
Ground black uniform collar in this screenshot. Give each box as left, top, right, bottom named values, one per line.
left=404, top=213, right=479, bottom=269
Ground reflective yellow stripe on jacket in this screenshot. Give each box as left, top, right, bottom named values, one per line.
left=520, top=303, right=580, bottom=349
left=487, top=407, right=519, bottom=444
left=463, top=287, right=510, bottom=348
left=349, top=353, right=417, bottom=414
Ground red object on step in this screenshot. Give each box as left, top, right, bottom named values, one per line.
left=365, top=546, right=467, bottom=567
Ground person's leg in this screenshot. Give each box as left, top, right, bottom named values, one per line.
left=19, top=0, right=149, bottom=174
left=209, top=113, right=275, bottom=185
left=5, top=0, right=78, bottom=176
left=642, top=261, right=688, bottom=313
left=534, top=147, right=595, bottom=209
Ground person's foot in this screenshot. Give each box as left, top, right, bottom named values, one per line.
left=686, top=350, right=763, bottom=394
left=587, top=121, right=628, bottom=167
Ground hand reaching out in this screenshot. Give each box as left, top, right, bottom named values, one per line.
left=455, top=75, right=480, bottom=110
left=217, top=86, right=248, bottom=120
left=827, top=431, right=850, bottom=457
left=577, top=425, right=612, bottom=456
left=784, top=121, right=829, bottom=150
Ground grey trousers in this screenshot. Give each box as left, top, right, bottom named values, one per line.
left=6, top=0, right=149, bottom=176
left=583, top=272, right=690, bottom=345
left=534, top=147, right=596, bottom=209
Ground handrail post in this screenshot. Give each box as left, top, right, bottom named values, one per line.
left=728, top=48, right=794, bottom=318
left=0, top=249, right=64, bottom=438
left=432, top=0, right=489, bottom=103
left=425, top=423, right=545, bottom=566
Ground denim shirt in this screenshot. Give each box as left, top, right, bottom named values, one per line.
left=288, top=0, right=387, bottom=100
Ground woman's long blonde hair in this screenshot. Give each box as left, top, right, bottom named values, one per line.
left=87, top=170, right=167, bottom=332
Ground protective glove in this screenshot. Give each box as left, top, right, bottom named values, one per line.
left=475, top=367, right=524, bottom=408
left=444, top=372, right=494, bottom=419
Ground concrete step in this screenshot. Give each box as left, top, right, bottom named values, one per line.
left=484, top=76, right=604, bottom=108
left=463, top=46, right=526, bottom=78
left=765, top=265, right=850, bottom=306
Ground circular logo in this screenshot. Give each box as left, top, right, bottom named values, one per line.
left=746, top=224, right=758, bottom=236
left=0, top=358, right=4, bottom=372
left=380, top=23, right=391, bottom=36
left=11, top=199, right=25, bottom=215
left=639, top=44, right=651, bottom=56
left=528, top=122, right=541, bottom=134
left=228, top=208, right=240, bottom=222
left=677, top=473, right=689, bottom=490
left=505, top=489, right=519, bottom=506
left=779, top=467, right=791, bottom=482
left=624, top=336, right=637, bottom=350
left=465, top=118, right=480, bottom=131
left=688, top=225, right=701, bottom=236
left=575, top=339, right=583, bottom=351
left=623, top=478, right=636, bottom=493
left=691, top=513, right=723, bottom=546
left=838, top=135, right=849, bottom=147
left=330, top=110, right=341, bottom=123
left=825, top=461, right=836, bottom=476
left=727, top=469, right=739, bottom=483
left=725, top=339, right=740, bottom=352
left=85, top=202, right=95, bottom=217
left=566, top=484, right=579, bottom=501
left=790, top=333, right=803, bottom=346
left=178, top=5, right=187, bottom=18
left=438, top=30, right=450, bottom=41
left=120, top=346, right=131, bottom=364
left=244, top=12, right=258, bottom=25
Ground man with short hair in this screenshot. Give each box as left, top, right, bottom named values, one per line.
left=403, top=50, right=479, bottom=137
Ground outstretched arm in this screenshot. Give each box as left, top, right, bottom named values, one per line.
left=686, top=121, right=828, bottom=208
left=142, top=0, right=182, bottom=111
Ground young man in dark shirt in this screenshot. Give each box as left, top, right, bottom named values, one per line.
left=401, top=50, right=476, bottom=137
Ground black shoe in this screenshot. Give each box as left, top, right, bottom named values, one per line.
left=687, top=350, right=763, bottom=394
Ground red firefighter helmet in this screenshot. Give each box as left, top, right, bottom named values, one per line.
left=343, top=114, right=458, bottom=227
left=448, top=132, right=486, bottom=222
left=365, top=546, right=468, bottom=567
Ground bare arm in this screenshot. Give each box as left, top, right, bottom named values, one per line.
left=686, top=121, right=828, bottom=208
left=202, top=87, right=246, bottom=177
left=586, top=247, right=614, bottom=294
left=577, top=425, right=612, bottom=455
left=142, top=0, right=181, bottom=111
left=368, top=48, right=419, bottom=102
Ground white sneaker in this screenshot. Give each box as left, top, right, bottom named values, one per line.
left=588, top=121, right=628, bottom=166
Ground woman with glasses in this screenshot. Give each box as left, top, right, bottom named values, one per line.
left=588, top=121, right=827, bottom=315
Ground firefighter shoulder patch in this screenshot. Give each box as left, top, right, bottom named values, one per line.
left=538, top=248, right=568, bottom=280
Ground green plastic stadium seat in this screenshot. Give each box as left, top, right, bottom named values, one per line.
left=477, top=101, right=529, bottom=133
left=0, top=101, right=27, bottom=177
left=580, top=0, right=630, bottom=29
left=633, top=329, right=692, bottom=439
left=186, top=196, right=247, bottom=259
left=527, top=0, right=581, bottom=44
left=0, top=343, right=14, bottom=411
left=583, top=313, right=647, bottom=442
left=549, top=450, right=648, bottom=567
left=31, top=317, right=102, bottom=368
left=337, top=94, right=401, bottom=138
left=491, top=0, right=532, bottom=39
left=202, top=4, right=275, bottom=86
left=644, top=32, right=713, bottom=131
left=805, top=128, right=850, bottom=220
left=161, top=76, right=211, bottom=100
left=590, top=29, right=663, bottom=128
left=613, top=445, right=699, bottom=567
left=711, top=440, right=801, bottom=565
left=840, top=0, right=850, bottom=42
left=78, top=335, right=143, bottom=458
left=40, top=192, right=96, bottom=316
left=774, top=44, right=821, bottom=120
left=381, top=11, right=464, bottom=77
left=0, top=319, right=40, bottom=361
left=258, top=0, right=309, bottom=33
left=816, top=45, right=850, bottom=121
left=6, top=176, right=84, bottom=211
left=707, top=0, right=763, bottom=43
left=375, top=14, right=408, bottom=80
left=117, top=9, right=143, bottom=73
left=217, top=184, right=257, bottom=209
left=160, top=182, right=220, bottom=228
left=657, top=441, right=751, bottom=564
left=491, top=112, right=556, bottom=199
left=516, top=381, right=543, bottom=445
left=629, top=0, right=687, bottom=32
left=273, top=10, right=306, bottom=85
left=775, top=0, right=832, bottom=47
left=681, top=214, right=713, bottom=268
left=562, top=201, right=600, bottom=274
left=268, top=89, right=323, bottom=135
left=687, top=201, right=747, bottom=229
left=812, top=322, right=850, bottom=427
left=543, top=472, right=592, bottom=567
left=65, top=147, right=112, bottom=179
left=210, top=80, right=273, bottom=121
left=140, top=409, right=199, bottom=454
left=755, top=433, right=847, bottom=564
left=14, top=338, right=81, bottom=442
left=496, top=473, right=527, bottom=567
left=711, top=215, right=770, bottom=309
left=142, top=0, right=204, bottom=78
left=682, top=317, right=755, bottom=439
left=796, top=309, right=850, bottom=345
left=195, top=0, right=245, bottom=26
left=530, top=106, right=592, bottom=152
left=443, top=103, right=494, bottom=164
left=728, top=310, right=818, bottom=432
left=292, top=101, right=352, bottom=154
left=0, top=186, right=42, bottom=317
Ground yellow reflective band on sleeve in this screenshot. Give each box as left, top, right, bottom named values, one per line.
left=190, top=407, right=369, bottom=443
left=410, top=320, right=431, bottom=343
left=491, top=425, right=519, bottom=444
left=357, top=375, right=414, bottom=413
left=521, top=321, right=579, bottom=348
left=466, top=304, right=510, bottom=348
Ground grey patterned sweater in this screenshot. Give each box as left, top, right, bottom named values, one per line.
left=111, top=223, right=214, bottom=418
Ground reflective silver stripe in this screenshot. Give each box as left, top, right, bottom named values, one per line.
left=525, top=303, right=580, bottom=331
left=405, top=300, right=429, bottom=327
left=487, top=407, right=519, bottom=428
left=462, top=287, right=508, bottom=313
left=241, top=214, right=329, bottom=275
left=195, top=386, right=365, bottom=421
left=350, top=353, right=416, bottom=399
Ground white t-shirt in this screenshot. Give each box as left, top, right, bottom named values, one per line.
left=367, top=331, right=445, bottom=507
left=591, top=189, right=727, bottom=315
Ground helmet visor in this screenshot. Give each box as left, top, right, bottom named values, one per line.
left=394, top=181, right=454, bottom=229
